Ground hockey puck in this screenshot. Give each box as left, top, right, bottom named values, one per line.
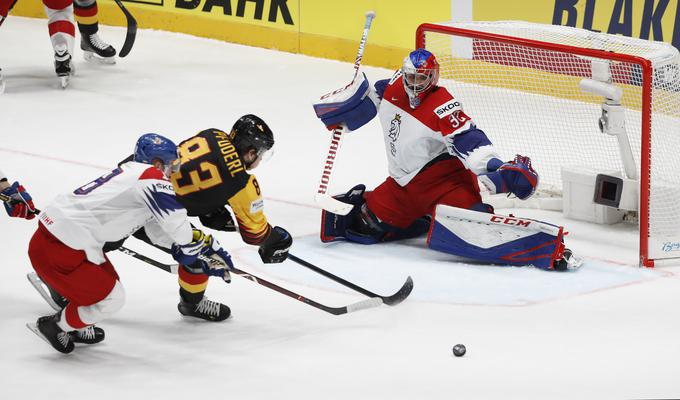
left=452, top=344, right=466, bottom=357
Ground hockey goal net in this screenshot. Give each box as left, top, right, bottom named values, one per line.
left=417, top=21, right=680, bottom=267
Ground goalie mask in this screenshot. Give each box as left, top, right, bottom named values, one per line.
left=402, top=48, right=439, bottom=109
left=230, top=114, right=274, bottom=169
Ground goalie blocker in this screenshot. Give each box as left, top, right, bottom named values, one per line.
left=428, top=205, right=582, bottom=271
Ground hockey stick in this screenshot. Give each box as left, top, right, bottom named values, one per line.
left=287, top=253, right=413, bottom=306
left=113, top=0, right=137, bottom=57
left=314, top=11, right=376, bottom=216
left=117, top=246, right=382, bottom=316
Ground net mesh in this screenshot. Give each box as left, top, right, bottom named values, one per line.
left=422, top=21, right=680, bottom=261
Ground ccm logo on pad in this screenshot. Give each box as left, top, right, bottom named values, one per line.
left=434, top=100, right=461, bottom=117
left=489, top=215, right=531, bottom=227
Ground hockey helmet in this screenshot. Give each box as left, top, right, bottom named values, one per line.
left=402, top=48, right=440, bottom=109
left=230, top=114, right=274, bottom=165
left=134, top=133, right=180, bottom=176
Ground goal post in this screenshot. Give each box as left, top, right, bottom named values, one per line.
left=416, top=21, right=680, bottom=267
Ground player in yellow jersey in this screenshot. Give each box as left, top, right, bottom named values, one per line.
left=167, top=115, right=291, bottom=321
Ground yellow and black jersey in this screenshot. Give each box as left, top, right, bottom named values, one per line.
left=170, top=128, right=271, bottom=244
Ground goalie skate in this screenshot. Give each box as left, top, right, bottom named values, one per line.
left=81, top=34, right=116, bottom=64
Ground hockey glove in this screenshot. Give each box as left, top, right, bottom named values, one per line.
left=478, top=155, right=538, bottom=200
left=199, top=207, right=237, bottom=232
left=259, top=226, right=292, bottom=264
left=199, top=234, right=234, bottom=282
left=313, top=73, right=378, bottom=132
left=2, top=181, right=37, bottom=220
left=171, top=229, right=207, bottom=266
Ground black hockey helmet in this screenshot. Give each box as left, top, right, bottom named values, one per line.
left=230, top=114, right=274, bottom=158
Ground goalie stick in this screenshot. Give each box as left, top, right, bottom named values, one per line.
left=287, top=253, right=413, bottom=306
left=113, top=0, right=137, bottom=57
left=314, top=11, right=376, bottom=216
left=116, top=246, right=383, bottom=316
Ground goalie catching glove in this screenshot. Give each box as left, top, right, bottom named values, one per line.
left=478, top=155, right=538, bottom=200
left=171, top=229, right=234, bottom=282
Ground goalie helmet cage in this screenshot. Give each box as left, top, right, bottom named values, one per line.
left=416, top=21, right=680, bottom=267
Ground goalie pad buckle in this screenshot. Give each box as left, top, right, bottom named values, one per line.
left=427, top=205, right=566, bottom=270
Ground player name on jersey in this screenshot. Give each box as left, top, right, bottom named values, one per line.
left=213, top=130, right=245, bottom=177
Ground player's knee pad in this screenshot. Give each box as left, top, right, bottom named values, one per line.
left=77, top=280, right=126, bottom=324
left=345, top=203, right=387, bottom=244
left=381, top=215, right=432, bottom=242
left=97, top=280, right=125, bottom=314
left=427, top=204, right=566, bottom=270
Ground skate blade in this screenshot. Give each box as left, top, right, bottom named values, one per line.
left=26, top=322, right=52, bottom=347
left=83, top=51, right=116, bottom=65
left=59, top=75, right=70, bottom=89
left=27, top=272, right=63, bottom=311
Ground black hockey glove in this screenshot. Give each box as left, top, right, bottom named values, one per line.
left=199, top=207, right=237, bottom=232
left=258, top=226, right=292, bottom=264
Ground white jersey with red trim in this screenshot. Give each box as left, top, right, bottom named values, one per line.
left=39, top=161, right=193, bottom=264
left=376, top=71, right=500, bottom=186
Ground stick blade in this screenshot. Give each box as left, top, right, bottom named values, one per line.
left=382, top=276, right=414, bottom=306
left=315, top=193, right=354, bottom=216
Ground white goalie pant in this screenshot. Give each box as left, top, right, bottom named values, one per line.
left=426, top=205, right=566, bottom=270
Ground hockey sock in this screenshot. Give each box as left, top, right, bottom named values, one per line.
left=73, top=0, right=98, bottom=35
left=178, top=266, right=208, bottom=305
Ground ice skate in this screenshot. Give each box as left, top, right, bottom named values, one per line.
left=26, top=312, right=74, bottom=354
left=81, top=33, right=116, bottom=64
left=178, top=297, right=231, bottom=322
left=54, top=47, right=74, bottom=89
left=71, top=325, right=105, bottom=345
left=553, top=248, right=583, bottom=271
left=27, top=272, right=67, bottom=311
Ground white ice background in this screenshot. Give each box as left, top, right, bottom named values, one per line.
left=1, top=17, right=679, bottom=399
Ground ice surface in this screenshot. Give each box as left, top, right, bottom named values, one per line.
left=1, top=17, right=680, bottom=399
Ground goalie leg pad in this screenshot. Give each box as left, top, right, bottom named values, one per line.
left=427, top=205, right=565, bottom=270
left=321, top=184, right=367, bottom=243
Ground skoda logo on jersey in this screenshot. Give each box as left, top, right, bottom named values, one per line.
left=389, top=114, right=402, bottom=142
left=434, top=101, right=461, bottom=117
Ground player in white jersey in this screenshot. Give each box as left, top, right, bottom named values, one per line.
left=26, top=134, right=233, bottom=354
left=0, top=167, right=37, bottom=219
left=314, top=49, right=580, bottom=271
